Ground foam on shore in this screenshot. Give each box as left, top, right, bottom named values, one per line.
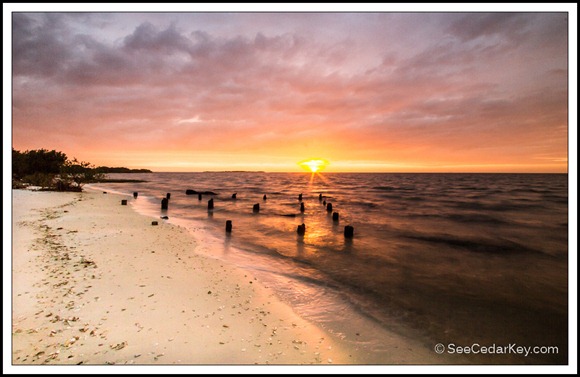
left=10, top=189, right=457, bottom=371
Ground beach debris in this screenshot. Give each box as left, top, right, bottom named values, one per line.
left=297, top=223, right=306, bottom=235
left=186, top=189, right=218, bottom=196
left=344, top=225, right=354, bottom=238
left=64, top=336, right=80, bottom=347
left=133, top=192, right=138, bottom=198
left=151, top=221, right=158, bottom=226
left=45, top=350, right=60, bottom=361
left=121, top=200, right=127, bottom=205
left=208, top=198, right=214, bottom=210
left=226, top=220, right=233, bottom=233
left=80, top=257, right=96, bottom=268
left=161, top=198, right=168, bottom=210
left=332, top=212, right=339, bottom=221
left=207, top=291, right=212, bottom=295
left=110, top=341, right=127, bottom=350
left=326, top=203, right=333, bottom=212
left=160, top=216, right=169, bottom=219
left=253, top=203, right=260, bottom=213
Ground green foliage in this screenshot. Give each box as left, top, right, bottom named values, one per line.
left=12, top=148, right=106, bottom=191
left=59, top=158, right=106, bottom=190
left=95, top=166, right=152, bottom=173
left=22, top=172, right=57, bottom=189
left=12, top=148, right=67, bottom=179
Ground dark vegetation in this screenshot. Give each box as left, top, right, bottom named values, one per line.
left=12, top=148, right=151, bottom=191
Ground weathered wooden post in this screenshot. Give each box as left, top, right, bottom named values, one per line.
left=232, top=193, right=237, bottom=199
left=161, top=198, right=168, bottom=210
left=198, top=193, right=202, bottom=201
left=225, top=220, right=232, bottom=233
left=298, top=193, right=303, bottom=201
left=133, top=192, right=138, bottom=199
left=344, top=225, right=354, bottom=238
left=208, top=198, right=214, bottom=210
left=319, top=193, right=322, bottom=202
left=166, top=193, right=171, bottom=200
left=263, top=194, right=267, bottom=200
left=332, top=212, right=339, bottom=221
left=253, top=203, right=260, bottom=213
left=300, top=202, right=305, bottom=213
left=326, top=203, right=333, bottom=212
left=297, top=223, right=306, bottom=235
left=121, top=199, right=128, bottom=205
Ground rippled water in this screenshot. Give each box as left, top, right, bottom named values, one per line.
left=89, top=172, right=569, bottom=363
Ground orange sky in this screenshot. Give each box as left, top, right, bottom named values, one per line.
left=9, top=7, right=572, bottom=172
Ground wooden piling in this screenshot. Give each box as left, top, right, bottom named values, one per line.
left=344, top=225, right=354, bottom=238
left=326, top=203, right=333, bottom=212
left=300, top=202, right=305, bottom=213
left=151, top=221, right=158, bottom=226
left=263, top=194, right=267, bottom=200
left=166, top=193, right=171, bottom=200
left=208, top=198, right=214, bottom=210
left=297, top=223, right=306, bottom=235
left=133, top=192, right=138, bottom=199
left=232, top=193, right=237, bottom=199
left=121, top=199, right=127, bottom=205
left=161, top=198, right=168, bottom=210
left=198, top=193, right=202, bottom=201
left=226, top=220, right=232, bottom=233
left=298, top=193, right=303, bottom=201
left=253, top=203, right=260, bottom=213
left=319, top=193, right=322, bottom=201
left=332, top=212, right=339, bottom=221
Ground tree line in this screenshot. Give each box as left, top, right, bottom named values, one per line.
left=12, top=148, right=150, bottom=191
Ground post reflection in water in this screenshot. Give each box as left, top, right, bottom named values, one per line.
left=97, top=171, right=568, bottom=364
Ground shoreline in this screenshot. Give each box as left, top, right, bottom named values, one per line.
left=10, top=189, right=466, bottom=369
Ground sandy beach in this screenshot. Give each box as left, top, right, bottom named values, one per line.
left=10, top=189, right=461, bottom=370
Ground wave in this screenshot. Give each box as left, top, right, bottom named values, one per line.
left=404, top=233, right=544, bottom=255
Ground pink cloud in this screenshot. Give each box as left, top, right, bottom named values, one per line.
left=11, top=12, right=569, bottom=172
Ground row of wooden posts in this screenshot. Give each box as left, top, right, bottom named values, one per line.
left=123, top=191, right=354, bottom=238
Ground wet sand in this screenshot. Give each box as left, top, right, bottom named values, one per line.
left=11, top=189, right=461, bottom=370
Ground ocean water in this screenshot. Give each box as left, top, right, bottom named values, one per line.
left=89, top=172, right=569, bottom=364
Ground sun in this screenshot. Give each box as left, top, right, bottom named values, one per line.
left=298, top=158, right=329, bottom=173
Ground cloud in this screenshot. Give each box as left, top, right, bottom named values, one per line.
left=11, top=12, right=569, bottom=171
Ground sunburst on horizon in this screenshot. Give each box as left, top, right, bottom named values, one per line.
left=298, top=158, right=329, bottom=173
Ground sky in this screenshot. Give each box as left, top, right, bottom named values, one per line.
left=6, top=5, right=575, bottom=172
